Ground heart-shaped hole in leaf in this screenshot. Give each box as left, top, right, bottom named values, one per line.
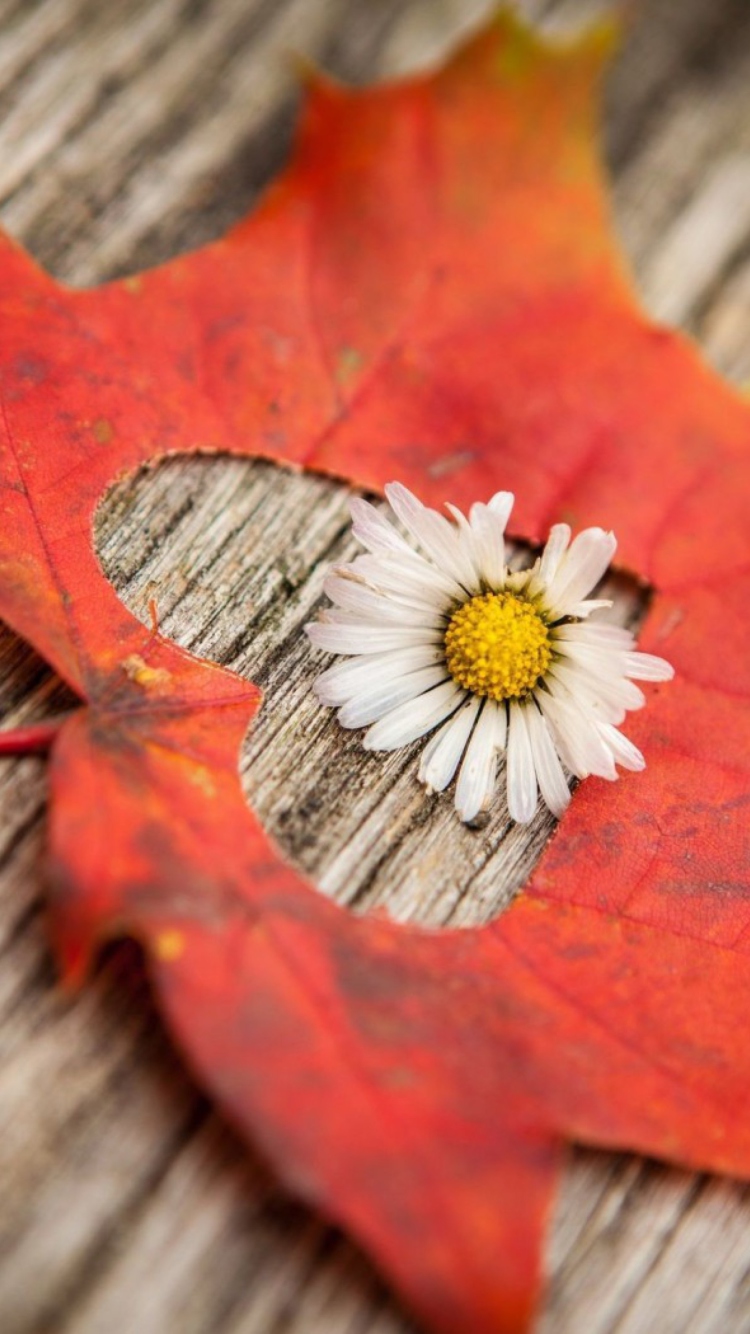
left=96, top=455, right=648, bottom=928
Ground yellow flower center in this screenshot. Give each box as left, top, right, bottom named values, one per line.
left=444, top=592, right=552, bottom=701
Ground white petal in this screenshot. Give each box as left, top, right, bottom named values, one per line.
left=597, top=721, right=645, bottom=771
left=337, top=665, right=448, bottom=728
left=550, top=660, right=646, bottom=720
left=418, top=695, right=481, bottom=793
left=385, top=482, right=479, bottom=592
left=505, top=563, right=536, bottom=592
left=539, top=523, right=572, bottom=582
left=323, top=573, right=444, bottom=628
left=507, top=700, right=538, bottom=823
left=314, top=644, right=445, bottom=706
left=348, top=553, right=455, bottom=607
left=488, top=490, right=515, bottom=522
left=556, top=640, right=629, bottom=672
left=363, top=680, right=463, bottom=751
left=525, top=704, right=570, bottom=819
left=568, top=598, right=614, bottom=617
left=349, top=497, right=415, bottom=557
left=555, top=622, right=635, bottom=649
left=560, top=639, right=672, bottom=694
left=533, top=691, right=580, bottom=774
left=305, top=620, right=440, bottom=655
left=455, top=702, right=500, bottom=823
left=537, top=688, right=617, bottom=780
left=468, top=495, right=512, bottom=587
left=624, top=651, right=674, bottom=682
left=554, top=642, right=639, bottom=698
left=444, top=503, right=485, bottom=585
left=544, top=528, right=617, bottom=616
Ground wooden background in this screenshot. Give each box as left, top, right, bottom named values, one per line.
left=2, top=0, right=750, bottom=1330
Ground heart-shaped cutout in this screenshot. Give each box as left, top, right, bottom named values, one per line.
left=96, top=454, right=647, bottom=929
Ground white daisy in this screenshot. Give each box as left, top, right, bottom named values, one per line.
left=305, top=483, right=673, bottom=825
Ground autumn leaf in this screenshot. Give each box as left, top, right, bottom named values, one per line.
left=2, top=10, right=750, bottom=1333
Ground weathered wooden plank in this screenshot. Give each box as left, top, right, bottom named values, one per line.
left=2, top=1, right=750, bottom=1331
left=702, top=257, right=750, bottom=383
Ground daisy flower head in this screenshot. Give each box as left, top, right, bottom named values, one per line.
left=305, top=484, right=673, bottom=826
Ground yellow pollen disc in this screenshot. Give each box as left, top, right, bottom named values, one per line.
left=444, top=592, right=552, bottom=701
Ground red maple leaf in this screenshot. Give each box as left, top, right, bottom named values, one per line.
left=1, top=13, right=750, bottom=1333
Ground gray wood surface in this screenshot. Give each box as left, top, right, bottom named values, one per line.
left=1, top=1, right=750, bottom=1331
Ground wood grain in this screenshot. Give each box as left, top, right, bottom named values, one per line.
left=2, top=1, right=750, bottom=1330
